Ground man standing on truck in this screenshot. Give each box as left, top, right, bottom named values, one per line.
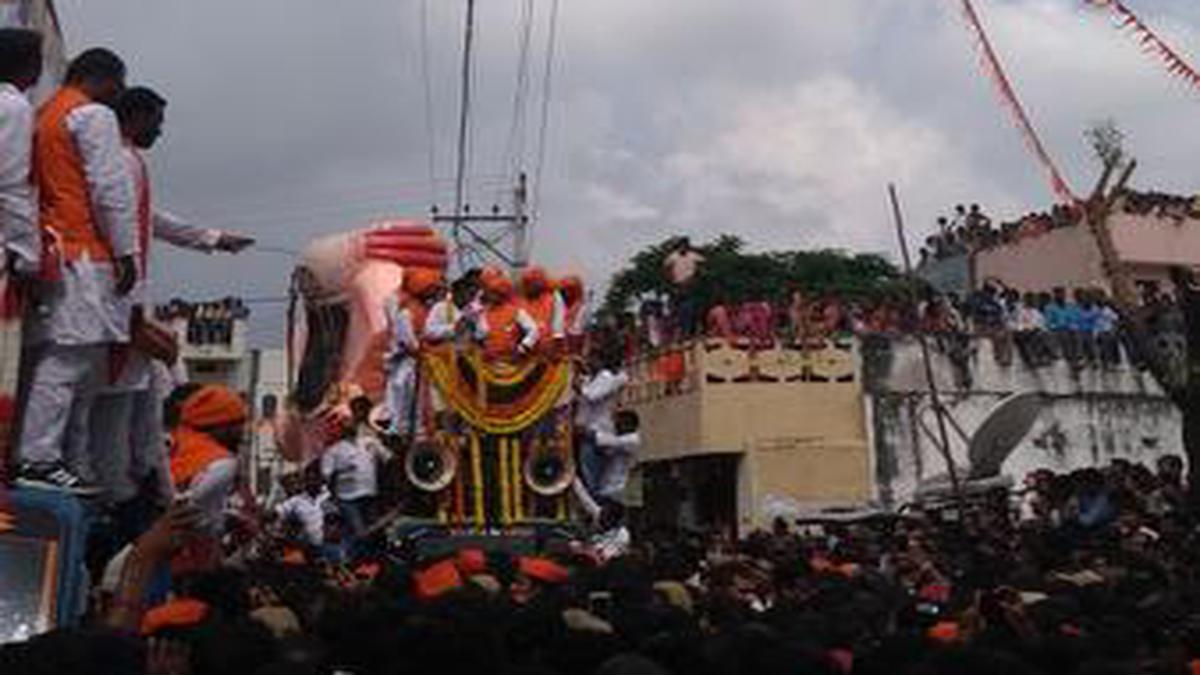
left=384, top=267, right=444, bottom=438
left=474, top=266, right=539, bottom=362
left=90, top=86, right=253, bottom=522
left=0, top=29, right=44, bottom=524
left=18, top=48, right=138, bottom=494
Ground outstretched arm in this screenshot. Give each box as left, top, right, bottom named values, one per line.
left=154, top=209, right=255, bottom=253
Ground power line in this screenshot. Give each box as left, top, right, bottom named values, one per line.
left=498, top=0, right=536, bottom=200
left=419, top=0, right=438, bottom=205
left=452, top=0, right=478, bottom=257
left=195, top=174, right=507, bottom=222
left=532, top=0, right=562, bottom=234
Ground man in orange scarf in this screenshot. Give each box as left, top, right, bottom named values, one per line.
left=473, top=266, right=539, bottom=362
left=168, top=384, right=248, bottom=572
left=18, top=49, right=139, bottom=494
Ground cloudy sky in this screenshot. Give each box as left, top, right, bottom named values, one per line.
left=53, top=0, right=1200, bottom=344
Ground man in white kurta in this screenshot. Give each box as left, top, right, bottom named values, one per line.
left=0, top=29, right=44, bottom=513
left=18, top=49, right=139, bottom=494
left=90, top=86, right=254, bottom=509
left=0, top=29, right=43, bottom=277
left=383, top=269, right=446, bottom=437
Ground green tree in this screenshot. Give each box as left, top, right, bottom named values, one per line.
left=600, top=235, right=903, bottom=320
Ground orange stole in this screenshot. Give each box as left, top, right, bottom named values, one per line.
left=169, top=427, right=232, bottom=489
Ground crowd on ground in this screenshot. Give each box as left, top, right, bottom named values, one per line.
left=6, top=448, right=1200, bottom=674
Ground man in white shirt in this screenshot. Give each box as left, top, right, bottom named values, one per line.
left=575, top=348, right=629, bottom=492
left=89, top=86, right=254, bottom=510
left=0, top=29, right=43, bottom=277
left=662, top=237, right=705, bottom=338
left=592, top=409, right=640, bottom=502
left=18, top=48, right=139, bottom=494
left=275, top=463, right=331, bottom=549
left=383, top=268, right=443, bottom=437
left=321, top=397, right=382, bottom=556
left=589, top=500, right=632, bottom=563
left=1012, top=291, right=1051, bottom=368
left=0, top=30, right=44, bottom=506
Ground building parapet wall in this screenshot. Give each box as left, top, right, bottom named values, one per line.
left=862, top=335, right=1182, bottom=508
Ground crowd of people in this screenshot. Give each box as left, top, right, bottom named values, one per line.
left=920, top=190, right=1200, bottom=267
left=5, top=449, right=1200, bottom=674
left=611, top=276, right=1163, bottom=373
left=10, top=27, right=1200, bottom=675
left=1118, top=189, right=1200, bottom=222
left=921, top=203, right=1084, bottom=264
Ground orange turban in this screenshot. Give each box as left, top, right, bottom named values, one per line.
left=480, top=266, right=514, bottom=298
left=520, top=266, right=549, bottom=296
left=558, top=275, right=584, bottom=304
left=518, top=556, right=569, bottom=585
left=927, top=621, right=962, bottom=644
left=414, top=559, right=463, bottom=601
left=141, top=598, right=210, bottom=635
left=180, top=384, right=249, bottom=430
left=404, top=267, right=444, bottom=298
left=457, top=548, right=488, bottom=575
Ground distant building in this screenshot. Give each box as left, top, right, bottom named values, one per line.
left=624, top=334, right=1181, bottom=536
left=958, top=189, right=1200, bottom=295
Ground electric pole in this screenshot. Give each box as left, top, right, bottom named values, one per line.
left=434, top=172, right=530, bottom=272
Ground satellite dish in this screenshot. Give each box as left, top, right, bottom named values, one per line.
left=967, top=391, right=1043, bottom=479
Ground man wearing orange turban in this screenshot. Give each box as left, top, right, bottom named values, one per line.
left=473, top=266, right=539, bottom=362
left=384, top=267, right=444, bottom=436
left=168, top=383, right=248, bottom=573
left=519, top=266, right=565, bottom=353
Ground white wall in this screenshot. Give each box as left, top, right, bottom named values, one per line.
left=864, top=336, right=1182, bottom=507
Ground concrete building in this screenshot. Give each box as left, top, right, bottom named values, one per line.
left=955, top=190, right=1200, bottom=294
left=625, top=335, right=1182, bottom=535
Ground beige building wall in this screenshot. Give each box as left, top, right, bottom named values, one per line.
left=626, top=343, right=873, bottom=530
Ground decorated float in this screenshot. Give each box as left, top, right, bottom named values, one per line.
left=279, top=221, right=579, bottom=538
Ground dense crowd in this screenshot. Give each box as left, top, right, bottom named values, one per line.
left=920, top=190, right=1200, bottom=265
left=610, top=277, right=1173, bottom=371
left=5, top=453, right=1200, bottom=675
left=921, top=203, right=1084, bottom=264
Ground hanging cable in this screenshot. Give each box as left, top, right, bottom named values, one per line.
left=453, top=0, right=478, bottom=269
left=419, top=0, right=438, bottom=205
left=532, top=0, right=562, bottom=229
left=498, top=0, right=537, bottom=201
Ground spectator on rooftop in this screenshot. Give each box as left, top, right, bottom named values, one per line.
left=662, top=238, right=705, bottom=339
left=1011, top=291, right=1052, bottom=367
left=1092, top=290, right=1122, bottom=368
left=967, top=282, right=1012, bottom=366
left=1044, top=287, right=1081, bottom=364
left=966, top=203, right=992, bottom=232
left=950, top=204, right=967, bottom=231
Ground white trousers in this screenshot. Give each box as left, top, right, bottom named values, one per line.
left=89, top=387, right=167, bottom=505
left=18, top=343, right=108, bottom=474
left=385, top=358, right=417, bottom=436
